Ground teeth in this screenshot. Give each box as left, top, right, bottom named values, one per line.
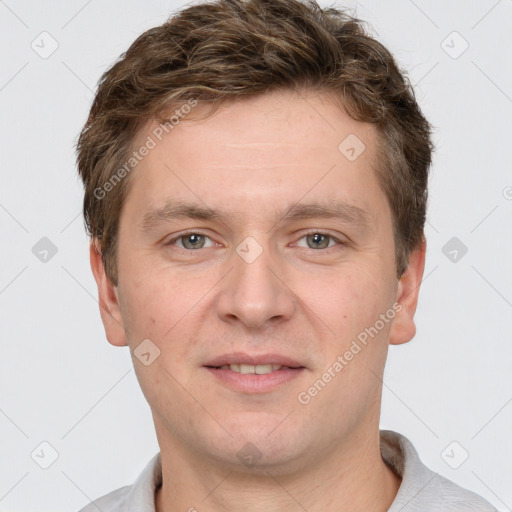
left=219, top=364, right=284, bottom=374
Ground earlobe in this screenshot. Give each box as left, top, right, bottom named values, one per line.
left=389, top=238, right=426, bottom=346
left=89, top=239, right=128, bottom=347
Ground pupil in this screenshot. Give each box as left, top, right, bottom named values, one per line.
left=183, top=234, right=204, bottom=249
left=308, top=233, right=328, bottom=249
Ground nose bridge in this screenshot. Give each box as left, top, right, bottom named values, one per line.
left=216, top=236, right=295, bottom=328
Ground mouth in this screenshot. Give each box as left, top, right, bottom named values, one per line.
left=204, top=353, right=306, bottom=393
left=204, top=352, right=305, bottom=372
left=212, top=363, right=297, bottom=374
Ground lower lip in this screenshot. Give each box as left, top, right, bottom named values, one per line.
left=204, top=367, right=305, bottom=393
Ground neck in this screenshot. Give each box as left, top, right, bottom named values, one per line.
left=154, top=427, right=400, bottom=512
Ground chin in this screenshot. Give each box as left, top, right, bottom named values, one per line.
left=198, top=421, right=316, bottom=474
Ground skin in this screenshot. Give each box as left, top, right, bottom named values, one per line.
left=90, top=89, right=426, bottom=512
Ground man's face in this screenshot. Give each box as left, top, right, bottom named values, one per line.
left=93, top=90, right=423, bottom=472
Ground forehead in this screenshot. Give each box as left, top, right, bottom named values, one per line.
left=153, top=91, right=376, bottom=163
left=125, top=90, right=386, bottom=223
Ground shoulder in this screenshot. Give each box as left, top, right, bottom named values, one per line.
left=424, top=473, right=498, bottom=511
left=381, top=431, right=497, bottom=512
left=77, top=485, right=131, bottom=512
left=76, top=453, right=161, bottom=512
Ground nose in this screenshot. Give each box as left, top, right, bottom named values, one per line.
left=216, top=241, right=296, bottom=330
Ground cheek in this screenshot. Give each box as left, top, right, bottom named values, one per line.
left=118, top=272, right=181, bottom=344
left=299, top=268, right=395, bottom=413
left=119, top=264, right=218, bottom=371
left=305, top=264, right=394, bottom=339
left=120, top=276, right=198, bottom=404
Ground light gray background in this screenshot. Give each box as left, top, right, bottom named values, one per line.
left=1, top=0, right=511, bottom=511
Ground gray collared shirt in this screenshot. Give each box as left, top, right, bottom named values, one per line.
left=78, top=430, right=497, bottom=511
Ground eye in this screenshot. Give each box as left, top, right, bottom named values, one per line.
left=296, top=232, right=340, bottom=250
left=169, top=233, right=215, bottom=250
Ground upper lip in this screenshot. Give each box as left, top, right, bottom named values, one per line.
left=204, top=352, right=304, bottom=368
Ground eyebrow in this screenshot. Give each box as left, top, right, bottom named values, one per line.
left=140, top=200, right=371, bottom=232
left=140, top=202, right=221, bottom=231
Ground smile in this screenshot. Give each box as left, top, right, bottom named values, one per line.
left=217, top=363, right=285, bottom=374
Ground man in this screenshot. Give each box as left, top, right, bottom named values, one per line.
left=76, top=0, right=496, bottom=510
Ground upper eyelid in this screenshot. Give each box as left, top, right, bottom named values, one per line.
left=297, top=230, right=343, bottom=241
left=166, top=229, right=211, bottom=241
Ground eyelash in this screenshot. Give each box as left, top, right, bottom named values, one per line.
left=295, top=231, right=343, bottom=249
left=165, top=230, right=345, bottom=251
left=166, top=230, right=217, bottom=250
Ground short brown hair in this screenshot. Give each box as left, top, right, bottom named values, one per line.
left=77, top=0, right=433, bottom=286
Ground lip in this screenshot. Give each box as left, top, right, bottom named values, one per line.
left=205, top=366, right=305, bottom=393
left=203, top=352, right=306, bottom=394
left=204, top=352, right=304, bottom=368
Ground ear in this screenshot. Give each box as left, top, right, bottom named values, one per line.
left=389, top=237, right=426, bottom=345
left=89, top=239, right=127, bottom=347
